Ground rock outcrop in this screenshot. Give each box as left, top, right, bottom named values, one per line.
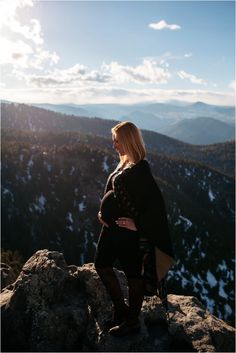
left=1, top=250, right=235, bottom=352
left=1, top=263, right=16, bottom=289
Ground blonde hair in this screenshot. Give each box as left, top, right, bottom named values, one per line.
left=111, top=121, right=146, bottom=164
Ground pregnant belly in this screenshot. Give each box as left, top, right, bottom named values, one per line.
left=100, top=190, right=121, bottom=227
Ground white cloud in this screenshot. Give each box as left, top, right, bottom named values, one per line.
left=0, top=0, right=33, bottom=29
left=8, top=17, right=43, bottom=46
left=149, top=20, right=181, bottom=31
left=229, top=80, right=236, bottom=90
left=0, top=0, right=59, bottom=70
left=177, top=70, right=207, bottom=85
left=184, top=53, right=193, bottom=58
left=0, top=38, right=33, bottom=68
left=102, top=59, right=171, bottom=84
left=16, top=63, right=111, bottom=87
left=30, top=49, right=60, bottom=69
left=0, top=1, right=43, bottom=45
left=0, top=37, right=59, bottom=70
left=145, top=52, right=193, bottom=69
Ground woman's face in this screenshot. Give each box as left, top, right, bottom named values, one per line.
left=112, top=134, right=125, bottom=156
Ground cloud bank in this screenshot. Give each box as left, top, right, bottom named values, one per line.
left=1, top=85, right=234, bottom=106
left=14, top=59, right=171, bottom=88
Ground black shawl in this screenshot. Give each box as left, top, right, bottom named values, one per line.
left=112, top=159, right=175, bottom=298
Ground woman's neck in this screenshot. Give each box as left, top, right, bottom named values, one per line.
left=119, top=159, right=135, bottom=170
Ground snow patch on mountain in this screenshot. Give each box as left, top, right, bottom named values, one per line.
left=207, top=270, right=217, bottom=288
left=66, top=212, right=74, bottom=231
left=79, top=199, right=86, bottom=212
left=67, top=212, right=73, bottom=224
left=218, top=260, right=227, bottom=271
left=102, top=156, right=109, bottom=172
left=33, top=194, right=47, bottom=214
left=208, top=187, right=216, bottom=201
left=70, top=166, right=75, bottom=176
left=43, top=161, right=52, bottom=172
left=27, top=115, right=37, bottom=132
left=219, top=279, right=228, bottom=299
left=224, top=303, right=233, bottom=317
left=27, top=157, right=33, bottom=180
left=2, top=187, right=14, bottom=202
left=185, top=168, right=192, bottom=176
left=179, top=215, right=192, bottom=231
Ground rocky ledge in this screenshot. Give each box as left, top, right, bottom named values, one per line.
left=1, top=249, right=235, bottom=352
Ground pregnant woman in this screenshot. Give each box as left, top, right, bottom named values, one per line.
left=94, top=121, right=175, bottom=337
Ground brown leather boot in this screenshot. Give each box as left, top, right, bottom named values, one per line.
left=109, top=277, right=144, bottom=337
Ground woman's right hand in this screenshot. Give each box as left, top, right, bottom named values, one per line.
left=97, top=211, right=109, bottom=228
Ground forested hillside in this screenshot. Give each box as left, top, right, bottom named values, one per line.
left=1, top=127, right=234, bottom=325
left=2, top=103, right=234, bottom=177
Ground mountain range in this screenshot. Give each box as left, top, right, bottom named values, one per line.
left=161, top=116, right=235, bottom=144
left=1, top=102, right=235, bottom=326
left=2, top=103, right=235, bottom=177
left=28, top=100, right=235, bottom=145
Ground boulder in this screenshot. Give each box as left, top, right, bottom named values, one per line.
left=1, top=249, right=235, bottom=352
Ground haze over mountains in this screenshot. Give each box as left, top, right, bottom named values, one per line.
left=30, top=100, right=235, bottom=145
left=162, top=117, right=235, bottom=145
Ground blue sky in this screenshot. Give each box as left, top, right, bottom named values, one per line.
left=0, top=0, right=235, bottom=105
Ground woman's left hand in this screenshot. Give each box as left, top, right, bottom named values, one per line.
left=115, top=217, right=137, bottom=231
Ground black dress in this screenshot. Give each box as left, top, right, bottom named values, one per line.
left=95, top=166, right=143, bottom=278
left=99, top=167, right=138, bottom=227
